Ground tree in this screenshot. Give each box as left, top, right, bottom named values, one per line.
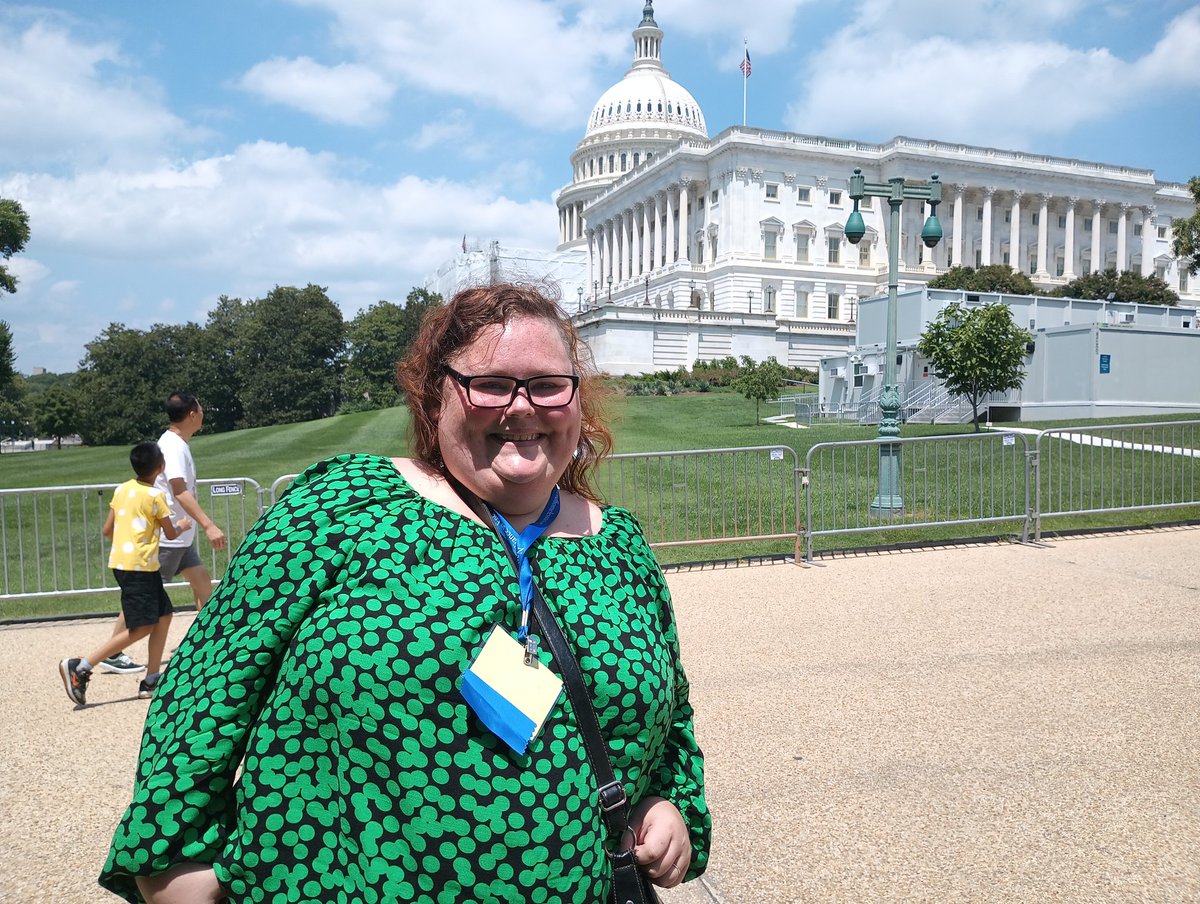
left=733, top=355, right=786, bottom=425
left=1053, top=268, right=1178, bottom=305
left=73, top=324, right=165, bottom=445
left=32, top=383, right=81, bottom=449
left=344, top=289, right=442, bottom=410
left=237, top=284, right=347, bottom=427
left=1171, top=176, right=1200, bottom=277
left=0, top=320, right=29, bottom=440
left=917, top=302, right=1033, bottom=432
left=0, top=199, right=31, bottom=295
left=204, top=295, right=253, bottom=431
left=928, top=264, right=1038, bottom=295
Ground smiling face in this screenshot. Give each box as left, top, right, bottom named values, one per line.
left=436, top=315, right=582, bottom=520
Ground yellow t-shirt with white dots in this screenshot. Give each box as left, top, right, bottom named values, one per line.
left=108, top=478, right=171, bottom=572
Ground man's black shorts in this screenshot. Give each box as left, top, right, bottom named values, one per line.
left=113, top=570, right=173, bottom=629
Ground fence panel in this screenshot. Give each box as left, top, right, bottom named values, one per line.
left=1034, top=420, right=1200, bottom=539
left=0, top=477, right=263, bottom=604
left=597, top=446, right=801, bottom=561
left=804, top=432, right=1031, bottom=560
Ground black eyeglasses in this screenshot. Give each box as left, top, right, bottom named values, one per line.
left=445, top=366, right=580, bottom=409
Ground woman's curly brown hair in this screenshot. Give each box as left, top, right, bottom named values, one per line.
left=396, top=282, right=613, bottom=502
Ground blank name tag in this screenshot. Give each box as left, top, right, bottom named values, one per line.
left=461, top=625, right=564, bottom=756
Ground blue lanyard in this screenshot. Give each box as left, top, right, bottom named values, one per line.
left=488, top=487, right=560, bottom=642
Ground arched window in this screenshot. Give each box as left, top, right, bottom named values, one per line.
left=633, top=152, right=640, bottom=167
left=620, top=153, right=627, bottom=170
left=636, top=102, right=642, bottom=112
left=608, top=154, right=615, bottom=171
left=657, top=101, right=662, bottom=112
left=667, top=102, right=673, bottom=114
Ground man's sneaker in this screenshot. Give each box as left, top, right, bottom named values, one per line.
left=98, top=652, right=145, bottom=674
left=59, top=658, right=91, bottom=705
left=137, top=676, right=159, bottom=699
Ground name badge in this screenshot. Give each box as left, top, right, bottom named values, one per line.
left=461, top=625, right=563, bottom=756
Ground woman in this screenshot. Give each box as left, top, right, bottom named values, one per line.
left=100, top=283, right=711, bottom=903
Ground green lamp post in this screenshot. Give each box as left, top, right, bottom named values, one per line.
left=844, top=167, right=943, bottom=516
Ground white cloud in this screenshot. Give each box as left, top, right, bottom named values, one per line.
left=785, top=4, right=1200, bottom=152
left=0, top=17, right=194, bottom=168
left=239, top=56, right=394, bottom=125
left=284, top=0, right=627, bottom=128
left=408, top=110, right=476, bottom=153
left=1, top=142, right=556, bottom=370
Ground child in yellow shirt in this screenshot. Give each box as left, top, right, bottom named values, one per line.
left=58, top=441, right=190, bottom=706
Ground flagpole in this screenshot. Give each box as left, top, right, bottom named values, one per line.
left=742, top=39, right=747, bottom=126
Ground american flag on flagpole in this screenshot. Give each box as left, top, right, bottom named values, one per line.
left=462, top=234, right=467, bottom=253
left=739, top=48, right=751, bottom=78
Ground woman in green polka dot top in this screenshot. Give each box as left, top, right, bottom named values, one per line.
left=100, top=283, right=711, bottom=903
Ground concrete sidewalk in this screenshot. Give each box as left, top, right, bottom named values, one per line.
left=3, top=527, right=1198, bottom=902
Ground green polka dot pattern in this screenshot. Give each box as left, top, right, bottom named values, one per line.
left=99, top=454, right=710, bottom=903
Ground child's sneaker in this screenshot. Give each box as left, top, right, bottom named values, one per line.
left=59, top=658, right=91, bottom=705
left=99, top=652, right=145, bottom=674
left=137, top=675, right=159, bottom=699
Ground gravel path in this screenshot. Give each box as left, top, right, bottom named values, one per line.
left=3, top=527, right=1198, bottom=903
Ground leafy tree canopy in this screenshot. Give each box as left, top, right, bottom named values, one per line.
left=1053, top=268, right=1179, bottom=306
left=1171, top=176, right=1200, bottom=277
left=733, top=355, right=787, bottom=425
left=916, top=302, right=1033, bottom=432
left=237, top=284, right=347, bottom=428
left=32, top=383, right=82, bottom=449
left=344, top=288, right=442, bottom=411
left=927, top=265, right=1038, bottom=295
left=0, top=199, right=31, bottom=295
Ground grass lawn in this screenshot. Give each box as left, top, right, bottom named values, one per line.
left=3, top=398, right=1199, bottom=619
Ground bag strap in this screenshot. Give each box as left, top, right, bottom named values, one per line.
left=444, top=474, right=631, bottom=840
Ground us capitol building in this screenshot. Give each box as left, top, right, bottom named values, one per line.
left=428, top=2, right=1198, bottom=376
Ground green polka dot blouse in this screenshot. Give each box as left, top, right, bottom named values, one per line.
left=99, top=454, right=710, bottom=903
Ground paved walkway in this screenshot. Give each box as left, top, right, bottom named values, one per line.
left=3, top=527, right=1198, bottom=902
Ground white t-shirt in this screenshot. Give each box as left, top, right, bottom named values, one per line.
left=156, top=428, right=197, bottom=549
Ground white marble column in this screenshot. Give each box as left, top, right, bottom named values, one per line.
left=641, top=201, right=652, bottom=275
left=586, top=228, right=595, bottom=295
left=1009, top=190, right=1023, bottom=272
left=656, top=192, right=667, bottom=269
left=605, top=220, right=614, bottom=286
left=626, top=211, right=636, bottom=282
left=1116, top=203, right=1130, bottom=272
left=616, top=212, right=626, bottom=283
left=1036, top=193, right=1051, bottom=278
left=678, top=181, right=690, bottom=264
left=1141, top=206, right=1156, bottom=276
left=981, top=188, right=994, bottom=266
left=1063, top=198, right=1077, bottom=280
left=952, top=185, right=965, bottom=269
left=669, top=194, right=679, bottom=264
left=1091, top=201, right=1105, bottom=273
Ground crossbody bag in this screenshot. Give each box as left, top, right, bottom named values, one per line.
left=448, top=477, right=660, bottom=904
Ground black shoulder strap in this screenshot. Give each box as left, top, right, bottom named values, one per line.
left=443, top=473, right=630, bottom=839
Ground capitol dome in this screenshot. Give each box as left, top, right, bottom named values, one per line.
left=556, top=1, right=709, bottom=249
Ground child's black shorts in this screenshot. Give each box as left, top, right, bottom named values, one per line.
left=113, top=570, right=173, bottom=629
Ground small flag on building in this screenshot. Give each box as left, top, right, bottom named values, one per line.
left=739, top=47, right=752, bottom=78
left=462, top=234, right=468, bottom=253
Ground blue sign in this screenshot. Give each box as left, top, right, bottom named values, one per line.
left=1099, top=354, right=1111, bottom=374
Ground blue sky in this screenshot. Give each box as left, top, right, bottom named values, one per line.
left=2, top=0, right=1198, bottom=374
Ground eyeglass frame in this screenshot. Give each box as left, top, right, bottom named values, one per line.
left=443, top=366, right=581, bottom=409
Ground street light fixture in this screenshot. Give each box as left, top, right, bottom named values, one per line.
left=844, top=166, right=942, bottom=516
left=607, top=275, right=613, bottom=303
left=577, top=285, right=583, bottom=312
left=644, top=275, right=651, bottom=306
left=747, top=289, right=753, bottom=313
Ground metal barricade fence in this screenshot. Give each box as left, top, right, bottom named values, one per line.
left=803, top=432, right=1032, bottom=562
left=1033, top=419, right=1200, bottom=540
left=0, top=477, right=263, bottom=602
left=598, top=446, right=802, bottom=562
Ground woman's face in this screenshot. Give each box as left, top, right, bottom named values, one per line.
left=436, top=316, right=582, bottom=514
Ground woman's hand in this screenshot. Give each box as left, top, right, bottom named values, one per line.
left=625, top=796, right=691, bottom=888
left=135, top=862, right=225, bottom=903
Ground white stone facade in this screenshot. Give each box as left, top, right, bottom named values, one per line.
left=427, top=3, right=1199, bottom=378
left=578, top=126, right=1197, bottom=375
